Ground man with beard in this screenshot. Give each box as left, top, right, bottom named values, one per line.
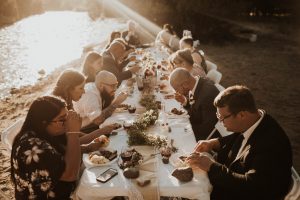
left=74, top=70, right=127, bottom=132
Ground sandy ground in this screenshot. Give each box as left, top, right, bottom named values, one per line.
left=0, top=31, right=300, bottom=198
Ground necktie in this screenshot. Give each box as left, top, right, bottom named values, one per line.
left=226, top=134, right=244, bottom=166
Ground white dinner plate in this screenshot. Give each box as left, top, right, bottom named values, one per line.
left=83, top=149, right=118, bottom=168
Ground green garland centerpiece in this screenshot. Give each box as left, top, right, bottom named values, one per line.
left=127, top=94, right=167, bottom=148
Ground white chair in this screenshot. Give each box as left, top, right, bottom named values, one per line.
left=207, top=69, right=222, bottom=84
left=1, top=118, right=24, bottom=155
left=285, top=167, right=300, bottom=200
left=206, top=60, right=217, bottom=72
left=206, top=121, right=233, bottom=139
left=215, top=83, right=225, bottom=92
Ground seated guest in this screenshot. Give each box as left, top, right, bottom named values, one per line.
left=172, top=48, right=206, bottom=78
left=53, top=69, right=117, bottom=144
left=179, top=36, right=207, bottom=73
left=169, top=68, right=219, bottom=140
left=188, top=85, right=293, bottom=200
left=155, top=24, right=178, bottom=52
left=11, top=96, right=82, bottom=199
left=74, top=70, right=127, bottom=130
left=121, top=20, right=141, bottom=47
left=105, top=31, right=121, bottom=49
left=82, top=52, right=102, bottom=83
left=101, top=40, right=140, bottom=85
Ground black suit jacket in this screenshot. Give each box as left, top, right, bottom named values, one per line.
left=101, top=50, right=132, bottom=85
left=208, top=114, right=292, bottom=200
left=185, top=78, right=219, bottom=141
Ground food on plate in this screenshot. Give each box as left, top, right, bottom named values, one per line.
left=93, top=135, right=110, bottom=147
left=114, top=123, right=122, bottom=129
left=171, top=108, right=185, bottom=115
left=119, top=148, right=143, bottom=169
left=89, top=154, right=109, bottom=164
left=99, top=149, right=118, bottom=161
left=164, top=94, right=174, bottom=99
left=171, top=167, right=194, bottom=182
left=88, top=149, right=117, bottom=165
left=159, top=84, right=167, bottom=90
left=160, top=74, right=169, bottom=81
left=123, top=167, right=140, bottom=179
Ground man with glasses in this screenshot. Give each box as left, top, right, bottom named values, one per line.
left=169, top=68, right=219, bottom=140
left=74, top=70, right=127, bottom=132
left=187, top=85, right=292, bottom=200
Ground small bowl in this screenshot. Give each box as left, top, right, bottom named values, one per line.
left=128, top=106, right=136, bottom=113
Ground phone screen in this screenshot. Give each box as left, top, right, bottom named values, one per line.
left=96, top=168, right=118, bottom=183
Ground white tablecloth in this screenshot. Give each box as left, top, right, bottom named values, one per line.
left=76, top=48, right=212, bottom=200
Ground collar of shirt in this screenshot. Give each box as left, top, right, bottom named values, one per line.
left=236, top=109, right=265, bottom=158
left=189, top=76, right=199, bottom=105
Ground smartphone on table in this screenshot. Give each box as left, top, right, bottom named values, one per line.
left=96, top=168, right=118, bottom=183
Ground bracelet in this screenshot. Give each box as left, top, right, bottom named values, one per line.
left=66, top=131, right=81, bottom=136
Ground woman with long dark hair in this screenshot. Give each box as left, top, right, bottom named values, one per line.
left=53, top=69, right=86, bottom=110
left=82, top=51, right=102, bottom=83
left=11, top=96, right=82, bottom=199
left=52, top=69, right=117, bottom=144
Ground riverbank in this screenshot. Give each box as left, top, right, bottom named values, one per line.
left=1, top=25, right=300, bottom=199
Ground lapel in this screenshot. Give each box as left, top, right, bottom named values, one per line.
left=191, top=78, right=205, bottom=111
left=231, top=115, right=268, bottom=164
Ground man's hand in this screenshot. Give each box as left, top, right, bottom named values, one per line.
left=194, top=139, right=220, bottom=153
left=186, top=153, right=214, bottom=172
left=174, top=92, right=187, bottom=105
left=112, top=92, right=128, bottom=106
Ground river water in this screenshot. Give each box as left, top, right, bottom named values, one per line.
left=0, top=11, right=126, bottom=99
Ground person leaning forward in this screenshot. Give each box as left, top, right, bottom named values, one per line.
left=73, top=70, right=128, bottom=132
left=187, top=85, right=293, bottom=200
left=169, top=68, right=219, bottom=140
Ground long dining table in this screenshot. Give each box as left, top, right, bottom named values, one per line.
left=75, top=47, right=212, bottom=200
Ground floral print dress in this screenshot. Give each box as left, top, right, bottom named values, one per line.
left=11, top=131, right=72, bottom=199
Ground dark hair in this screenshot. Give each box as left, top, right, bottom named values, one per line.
left=53, top=69, right=85, bottom=109
left=11, top=96, right=66, bottom=182
left=82, top=51, right=101, bottom=83
left=214, top=85, right=257, bottom=115
left=163, top=24, right=175, bottom=35
left=175, top=48, right=194, bottom=66
left=105, top=31, right=121, bottom=49
left=181, top=37, right=194, bottom=47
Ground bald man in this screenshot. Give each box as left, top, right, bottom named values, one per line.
left=169, top=68, right=219, bottom=140
left=101, top=40, right=140, bottom=85
left=74, top=70, right=128, bottom=132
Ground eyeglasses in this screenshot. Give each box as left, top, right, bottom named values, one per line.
left=216, top=112, right=233, bottom=122
left=50, top=119, right=66, bottom=125
left=102, top=83, right=118, bottom=89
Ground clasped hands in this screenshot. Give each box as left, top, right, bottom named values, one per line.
left=186, top=140, right=216, bottom=172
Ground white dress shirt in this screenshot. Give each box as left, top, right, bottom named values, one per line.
left=73, top=83, right=103, bottom=127
left=235, top=109, right=265, bottom=159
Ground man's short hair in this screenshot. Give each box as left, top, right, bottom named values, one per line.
left=214, top=85, right=257, bottom=114
left=180, top=37, right=194, bottom=47
left=169, top=68, right=192, bottom=89
left=174, top=49, right=194, bottom=66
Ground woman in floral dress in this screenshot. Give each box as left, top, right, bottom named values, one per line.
left=11, top=96, right=82, bottom=199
